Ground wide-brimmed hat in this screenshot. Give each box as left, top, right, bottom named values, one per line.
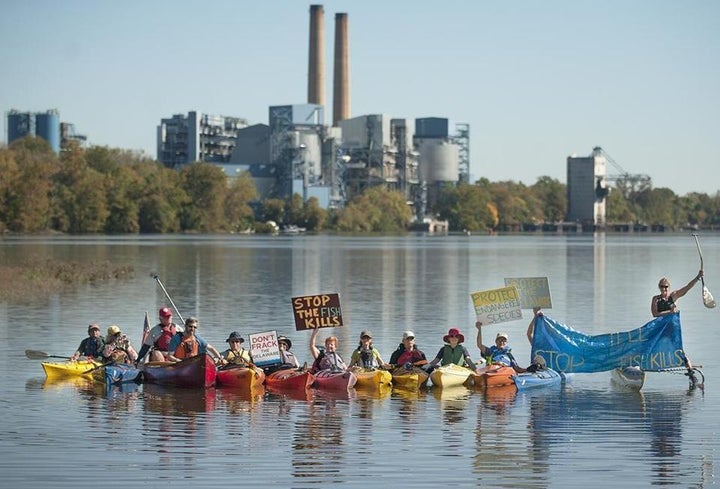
left=88, top=323, right=101, bottom=333
left=225, top=331, right=244, bottom=343
left=443, top=328, right=465, bottom=343
left=159, top=307, right=173, bottom=318
left=277, top=335, right=292, bottom=349
left=107, top=325, right=121, bottom=336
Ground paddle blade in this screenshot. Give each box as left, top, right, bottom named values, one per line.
left=702, top=286, right=716, bottom=308
left=25, top=349, right=50, bottom=360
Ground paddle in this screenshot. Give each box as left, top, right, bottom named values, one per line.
left=151, top=273, right=186, bottom=323
left=25, top=350, right=72, bottom=361
left=692, top=234, right=716, bottom=308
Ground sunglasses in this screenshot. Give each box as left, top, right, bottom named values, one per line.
left=659, top=285, right=669, bottom=289
left=404, top=337, right=415, bottom=341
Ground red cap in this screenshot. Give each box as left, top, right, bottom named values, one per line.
left=159, top=307, right=173, bottom=318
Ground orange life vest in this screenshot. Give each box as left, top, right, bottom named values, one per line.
left=174, top=336, right=199, bottom=359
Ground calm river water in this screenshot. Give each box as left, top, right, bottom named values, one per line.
left=1, top=234, right=718, bottom=488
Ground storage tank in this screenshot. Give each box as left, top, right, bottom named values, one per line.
left=419, top=140, right=459, bottom=183
left=7, top=111, right=33, bottom=144
left=35, top=110, right=61, bottom=153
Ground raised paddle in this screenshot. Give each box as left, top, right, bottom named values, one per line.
left=151, top=273, right=186, bottom=323
left=25, top=349, right=72, bottom=360
left=692, top=234, right=716, bottom=308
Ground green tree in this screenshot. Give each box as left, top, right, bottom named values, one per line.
left=5, top=137, right=58, bottom=232
left=531, top=176, right=567, bottom=222
left=261, top=198, right=286, bottom=225
left=179, top=162, right=228, bottom=232
left=224, top=172, right=258, bottom=232
left=303, top=197, right=328, bottom=231
left=336, top=187, right=412, bottom=232
left=605, top=188, right=636, bottom=223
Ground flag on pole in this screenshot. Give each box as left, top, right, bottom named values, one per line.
left=141, top=311, right=150, bottom=345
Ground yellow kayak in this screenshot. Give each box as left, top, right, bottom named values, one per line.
left=429, top=364, right=474, bottom=388
left=352, top=368, right=393, bottom=389
left=41, top=359, right=102, bottom=379
left=391, top=365, right=429, bottom=390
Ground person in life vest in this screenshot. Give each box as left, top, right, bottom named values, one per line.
left=102, top=325, right=138, bottom=364
left=219, top=331, right=252, bottom=365
left=475, top=320, right=524, bottom=373
left=70, top=323, right=105, bottom=361
left=651, top=271, right=703, bottom=318
left=277, top=335, right=300, bottom=368
left=348, top=330, right=391, bottom=369
left=389, top=330, right=427, bottom=368
left=136, top=307, right=182, bottom=363
left=424, top=328, right=481, bottom=373
left=309, top=326, right=347, bottom=373
left=167, top=317, right=222, bottom=362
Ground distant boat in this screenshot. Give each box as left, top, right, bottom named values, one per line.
left=281, top=225, right=306, bottom=235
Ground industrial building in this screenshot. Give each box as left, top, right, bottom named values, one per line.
left=6, top=109, right=87, bottom=153
left=156, top=111, right=250, bottom=168
left=566, top=147, right=607, bottom=229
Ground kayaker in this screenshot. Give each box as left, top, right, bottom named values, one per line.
left=167, top=317, right=222, bottom=362
left=475, top=321, right=524, bottom=373
left=102, top=325, right=138, bottom=364
left=70, top=323, right=105, bottom=361
left=348, top=330, right=391, bottom=369
left=389, top=330, right=427, bottom=367
left=525, top=308, right=548, bottom=372
left=277, top=335, right=300, bottom=368
left=309, top=326, right=348, bottom=372
left=424, top=328, right=481, bottom=373
left=651, top=271, right=703, bottom=317
left=136, top=307, right=182, bottom=363
left=219, top=331, right=252, bottom=365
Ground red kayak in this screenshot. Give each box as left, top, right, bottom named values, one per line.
left=467, top=364, right=515, bottom=389
left=312, top=369, right=357, bottom=391
left=216, top=364, right=265, bottom=390
left=142, top=353, right=217, bottom=388
left=265, top=368, right=315, bottom=390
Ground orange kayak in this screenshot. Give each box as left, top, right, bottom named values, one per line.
left=265, top=368, right=315, bottom=390
left=467, top=364, right=515, bottom=389
left=216, top=364, right=266, bottom=390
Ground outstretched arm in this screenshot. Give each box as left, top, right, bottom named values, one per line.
left=673, top=270, right=703, bottom=301
left=527, top=307, right=542, bottom=344
left=309, top=327, right=320, bottom=359
left=475, top=320, right=488, bottom=357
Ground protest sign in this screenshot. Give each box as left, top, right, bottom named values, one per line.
left=504, top=277, right=552, bottom=308
left=291, top=293, right=343, bottom=331
left=248, top=330, right=281, bottom=367
left=471, top=285, right=522, bottom=325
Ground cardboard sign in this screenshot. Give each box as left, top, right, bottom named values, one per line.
left=291, top=293, right=343, bottom=331
left=504, top=277, right=552, bottom=308
left=471, top=285, right=522, bottom=325
left=248, top=330, right=282, bottom=367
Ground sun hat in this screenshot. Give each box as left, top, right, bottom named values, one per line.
left=107, top=325, right=121, bottom=336
left=443, top=328, right=465, bottom=343
left=225, top=331, right=244, bottom=343
left=277, top=335, right=292, bottom=349
left=402, top=330, right=415, bottom=340
left=360, top=330, right=373, bottom=339
left=88, top=323, right=101, bottom=333
left=159, top=307, right=173, bottom=318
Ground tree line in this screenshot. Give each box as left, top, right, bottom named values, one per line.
left=1, top=137, right=718, bottom=234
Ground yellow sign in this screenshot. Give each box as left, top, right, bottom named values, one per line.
left=503, top=277, right=552, bottom=308
left=471, top=285, right=522, bottom=325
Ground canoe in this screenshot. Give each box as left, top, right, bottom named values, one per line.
left=142, top=353, right=217, bottom=388
left=391, top=365, right=429, bottom=390
left=512, top=368, right=565, bottom=391
left=352, top=368, right=392, bottom=389
left=92, top=363, right=142, bottom=384
left=312, top=369, right=357, bottom=391
left=466, top=364, right=515, bottom=389
left=265, top=368, right=315, bottom=390
left=41, top=359, right=102, bottom=379
left=429, top=364, right=473, bottom=388
left=216, top=364, right=266, bottom=390
left=611, top=366, right=645, bottom=390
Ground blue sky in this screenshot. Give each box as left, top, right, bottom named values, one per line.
left=2, top=0, right=718, bottom=195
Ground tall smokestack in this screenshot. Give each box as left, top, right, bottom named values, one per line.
left=333, top=12, right=350, bottom=126
left=307, top=5, right=324, bottom=106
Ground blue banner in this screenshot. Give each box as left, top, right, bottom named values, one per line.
left=531, top=312, right=686, bottom=373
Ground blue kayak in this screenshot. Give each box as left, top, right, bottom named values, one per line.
left=93, top=363, right=142, bottom=384
left=512, top=368, right=568, bottom=391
